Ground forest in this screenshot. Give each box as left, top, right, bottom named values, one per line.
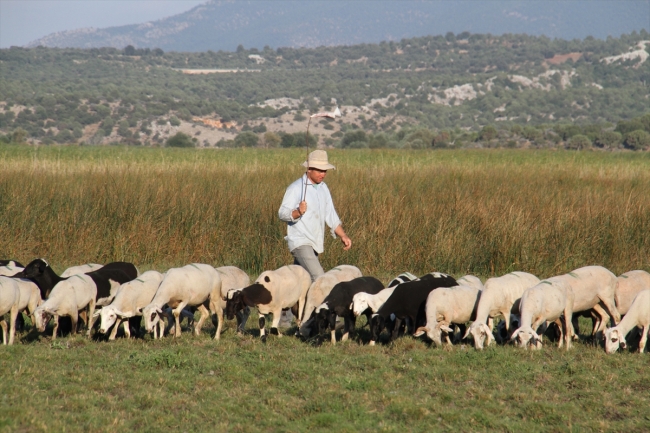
left=0, top=30, right=649, bottom=150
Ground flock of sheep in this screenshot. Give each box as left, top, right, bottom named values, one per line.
left=1, top=258, right=649, bottom=354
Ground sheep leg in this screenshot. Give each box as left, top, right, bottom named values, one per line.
left=0, top=319, right=6, bottom=345
left=598, top=296, right=621, bottom=327
left=194, top=304, right=209, bottom=336
left=259, top=314, right=266, bottom=342
left=342, top=314, right=356, bottom=342
left=85, top=299, right=97, bottom=337
left=51, top=315, right=59, bottom=340
left=639, top=325, right=649, bottom=353
left=172, top=302, right=188, bottom=337
left=123, top=320, right=131, bottom=339
left=270, top=309, right=282, bottom=338
left=563, top=307, right=574, bottom=350
left=109, top=318, right=122, bottom=340
left=554, top=318, right=564, bottom=349
left=390, top=317, right=402, bottom=341
left=212, top=302, right=224, bottom=340
left=236, top=306, right=250, bottom=334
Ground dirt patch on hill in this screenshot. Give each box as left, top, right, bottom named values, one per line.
left=546, top=52, right=582, bottom=65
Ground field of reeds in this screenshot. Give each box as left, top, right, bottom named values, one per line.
left=1, top=144, right=649, bottom=432
left=1, top=145, right=648, bottom=278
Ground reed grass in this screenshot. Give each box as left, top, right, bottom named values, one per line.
left=1, top=145, right=648, bottom=279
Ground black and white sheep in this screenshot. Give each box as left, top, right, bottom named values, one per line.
left=310, top=276, right=385, bottom=344
left=369, top=273, right=458, bottom=345
left=225, top=265, right=311, bottom=342
left=298, top=265, right=362, bottom=338
left=211, top=266, right=251, bottom=339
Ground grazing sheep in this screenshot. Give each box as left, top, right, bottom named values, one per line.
left=10, top=273, right=42, bottom=330
left=604, top=289, right=650, bottom=354
left=0, top=277, right=20, bottom=345
left=142, top=264, right=221, bottom=338
left=225, top=265, right=311, bottom=342
left=350, top=272, right=420, bottom=318
left=510, top=277, right=575, bottom=350
left=311, top=276, right=385, bottom=344
left=455, top=275, right=484, bottom=291
left=369, top=273, right=458, bottom=345
left=210, top=266, right=251, bottom=340
left=22, top=258, right=138, bottom=306
left=564, top=266, right=620, bottom=340
left=615, top=270, right=650, bottom=316
left=464, top=272, right=540, bottom=350
left=32, top=274, right=98, bottom=340
left=414, top=284, right=483, bottom=347
left=95, top=270, right=165, bottom=340
left=0, top=260, right=24, bottom=277
left=60, top=263, right=103, bottom=278
left=299, top=265, right=363, bottom=338
left=386, top=272, right=418, bottom=288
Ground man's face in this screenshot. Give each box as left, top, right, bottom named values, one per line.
left=307, top=167, right=327, bottom=184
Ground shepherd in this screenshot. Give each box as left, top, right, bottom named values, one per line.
left=278, top=109, right=351, bottom=283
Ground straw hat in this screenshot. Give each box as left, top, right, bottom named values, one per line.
left=302, top=150, right=336, bottom=170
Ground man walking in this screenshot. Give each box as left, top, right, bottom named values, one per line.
left=278, top=150, right=352, bottom=282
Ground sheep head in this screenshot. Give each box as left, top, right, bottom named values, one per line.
left=604, top=328, right=625, bottom=354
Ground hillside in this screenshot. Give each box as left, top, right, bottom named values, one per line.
left=2, top=31, right=649, bottom=149
left=25, top=0, right=650, bottom=52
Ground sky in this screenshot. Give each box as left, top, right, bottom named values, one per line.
left=0, top=0, right=206, bottom=48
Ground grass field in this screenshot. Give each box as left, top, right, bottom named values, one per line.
left=1, top=145, right=649, bottom=432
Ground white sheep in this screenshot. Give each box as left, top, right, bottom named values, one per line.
left=604, top=289, right=650, bottom=354
left=95, top=270, right=165, bottom=340
left=565, top=266, right=620, bottom=339
left=615, top=270, right=650, bottom=316
left=510, top=277, right=575, bottom=350
left=413, top=284, right=482, bottom=347
left=33, top=274, right=97, bottom=340
left=464, top=271, right=540, bottom=349
left=298, top=265, right=362, bottom=337
left=60, top=263, right=103, bottom=278
left=210, top=266, right=250, bottom=340
left=455, top=275, right=484, bottom=291
left=13, top=277, right=42, bottom=328
left=142, top=264, right=221, bottom=338
left=0, top=277, right=20, bottom=345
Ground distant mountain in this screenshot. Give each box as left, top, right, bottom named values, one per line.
left=26, top=0, right=649, bottom=52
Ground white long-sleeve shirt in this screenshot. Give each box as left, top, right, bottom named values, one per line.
left=278, top=174, right=342, bottom=254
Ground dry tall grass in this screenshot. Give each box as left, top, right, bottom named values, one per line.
left=1, top=145, right=648, bottom=279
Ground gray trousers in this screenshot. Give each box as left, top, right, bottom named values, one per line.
left=291, top=245, right=325, bottom=282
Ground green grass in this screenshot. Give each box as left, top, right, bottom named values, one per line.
left=1, top=318, right=649, bottom=432
left=1, top=145, right=649, bottom=431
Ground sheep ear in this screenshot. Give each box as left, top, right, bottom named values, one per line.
left=462, top=327, right=471, bottom=339
left=483, top=324, right=495, bottom=344
left=349, top=302, right=354, bottom=310
left=510, top=328, right=522, bottom=341
left=92, top=310, right=101, bottom=318
left=413, top=326, right=428, bottom=337
left=531, top=330, right=541, bottom=345
left=440, top=324, right=454, bottom=334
